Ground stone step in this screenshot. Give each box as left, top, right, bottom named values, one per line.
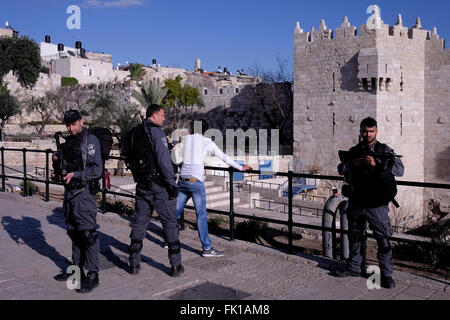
left=205, top=186, right=224, bottom=194
left=186, top=197, right=240, bottom=208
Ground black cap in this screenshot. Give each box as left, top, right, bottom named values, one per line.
left=63, top=109, right=82, bottom=124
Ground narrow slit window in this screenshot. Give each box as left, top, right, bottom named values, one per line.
left=385, top=78, right=391, bottom=91
left=332, top=73, right=335, bottom=92
left=362, top=78, right=368, bottom=91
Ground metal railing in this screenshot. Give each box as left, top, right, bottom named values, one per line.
left=1, top=147, right=450, bottom=258
left=253, top=198, right=321, bottom=217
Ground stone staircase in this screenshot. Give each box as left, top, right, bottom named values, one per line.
left=186, top=180, right=241, bottom=209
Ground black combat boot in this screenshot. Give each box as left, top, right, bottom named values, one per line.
left=76, top=271, right=99, bottom=293
left=168, top=264, right=184, bottom=277
left=334, top=267, right=361, bottom=278
left=381, top=275, right=396, bottom=289
left=54, top=265, right=85, bottom=281
left=130, top=264, right=141, bottom=275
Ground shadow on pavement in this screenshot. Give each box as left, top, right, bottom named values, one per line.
left=1, top=215, right=70, bottom=271
left=47, top=208, right=180, bottom=274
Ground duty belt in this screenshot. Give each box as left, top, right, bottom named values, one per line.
left=179, top=177, right=198, bottom=183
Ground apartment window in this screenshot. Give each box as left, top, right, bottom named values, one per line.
left=219, top=88, right=223, bottom=94
left=204, top=88, right=208, bottom=95
left=235, top=87, right=240, bottom=94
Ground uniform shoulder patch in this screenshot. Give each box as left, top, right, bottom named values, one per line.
left=87, top=144, right=96, bottom=156
left=161, top=137, right=168, bottom=148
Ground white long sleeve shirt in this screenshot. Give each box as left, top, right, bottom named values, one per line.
left=180, top=134, right=243, bottom=182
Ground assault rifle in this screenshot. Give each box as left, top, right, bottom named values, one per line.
left=53, top=131, right=67, bottom=184
left=338, top=139, right=402, bottom=164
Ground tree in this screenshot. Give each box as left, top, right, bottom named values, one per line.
left=88, top=92, right=142, bottom=176
left=127, top=63, right=146, bottom=81
left=87, top=92, right=141, bottom=142
left=0, top=36, right=41, bottom=88
left=247, top=56, right=294, bottom=149
left=0, top=82, right=21, bottom=141
left=23, top=91, right=59, bottom=138
left=162, top=76, right=203, bottom=130
left=132, top=82, right=168, bottom=109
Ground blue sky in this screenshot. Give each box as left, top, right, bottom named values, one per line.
left=2, top=0, right=450, bottom=74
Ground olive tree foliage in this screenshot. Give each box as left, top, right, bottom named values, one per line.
left=87, top=92, right=141, bottom=142
left=23, top=91, right=61, bottom=138
left=0, top=36, right=41, bottom=88
left=162, top=76, right=204, bottom=131
left=0, top=82, right=21, bottom=141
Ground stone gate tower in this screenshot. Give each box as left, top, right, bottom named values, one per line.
left=293, top=14, right=450, bottom=224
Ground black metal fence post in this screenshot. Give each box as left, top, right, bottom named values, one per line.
left=288, top=171, right=293, bottom=253
left=361, top=220, right=368, bottom=276
left=22, top=148, right=27, bottom=197
left=101, top=171, right=106, bottom=214
left=45, top=149, right=50, bottom=202
left=1, top=147, right=5, bottom=192
left=229, top=166, right=235, bottom=241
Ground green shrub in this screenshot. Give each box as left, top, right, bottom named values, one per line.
left=40, top=66, right=49, bottom=74
left=20, top=181, right=39, bottom=196
left=234, top=219, right=268, bottom=242
left=108, top=200, right=134, bottom=216
left=61, top=77, right=78, bottom=86
left=208, top=215, right=224, bottom=228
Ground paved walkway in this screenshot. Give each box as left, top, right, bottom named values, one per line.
left=0, top=191, right=448, bottom=300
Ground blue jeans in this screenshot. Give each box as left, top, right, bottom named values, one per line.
left=176, top=180, right=212, bottom=251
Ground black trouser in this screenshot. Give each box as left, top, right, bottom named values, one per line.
left=129, top=184, right=181, bottom=268
left=64, top=188, right=99, bottom=273
left=346, top=203, right=393, bottom=277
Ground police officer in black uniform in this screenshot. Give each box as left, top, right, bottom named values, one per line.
left=336, top=117, right=404, bottom=289
left=53, top=110, right=103, bottom=293
left=127, top=104, right=183, bottom=277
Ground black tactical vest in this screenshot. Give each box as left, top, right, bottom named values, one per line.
left=349, top=142, right=397, bottom=207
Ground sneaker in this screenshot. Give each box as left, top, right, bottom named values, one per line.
left=381, top=275, right=396, bottom=289
left=76, top=271, right=99, bottom=294
left=163, top=241, right=169, bottom=249
left=202, top=247, right=224, bottom=257
left=129, top=264, right=141, bottom=275
left=333, top=267, right=361, bottom=278
left=168, top=264, right=184, bottom=277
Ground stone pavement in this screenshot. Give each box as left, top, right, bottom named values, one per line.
left=0, top=191, right=448, bottom=300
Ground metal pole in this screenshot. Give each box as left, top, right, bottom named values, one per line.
left=229, top=167, right=235, bottom=241
left=288, top=171, right=293, bottom=253
left=101, top=170, right=106, bottom=214
left=361, top=220, right=368, bottom=277
left=45, top=149, right=50, bottom=202
left=23, top=148, right=27, bottom=197
left=1, top=147, right=5, bottom=192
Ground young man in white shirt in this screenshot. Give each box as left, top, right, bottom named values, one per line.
left=175, top=120, right=251, bottom=257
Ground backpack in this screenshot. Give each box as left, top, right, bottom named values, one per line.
left=120, top=123, right=160, bottom=183
left=88, top=127, right=114, bottom=165
left=371, top=142, right=398, bottom=206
